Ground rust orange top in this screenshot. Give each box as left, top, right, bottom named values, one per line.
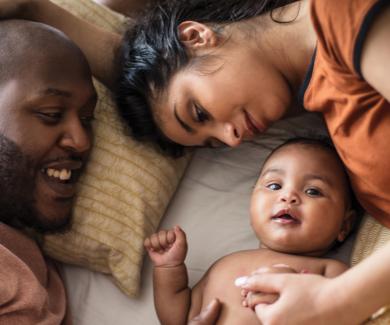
left=300, top=0, right=390, bottom=226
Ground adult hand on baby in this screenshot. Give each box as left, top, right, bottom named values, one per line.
left=144, top=225, right=188, bottom=267
left=237, top=272, right=350, bottom=325
left=237, top=264, right=298, bottom=307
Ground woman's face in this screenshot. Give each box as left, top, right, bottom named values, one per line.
left=153, top=35, right=292, bottom=148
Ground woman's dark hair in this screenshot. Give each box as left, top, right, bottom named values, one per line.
left=116, top=0, right=299, bottom=157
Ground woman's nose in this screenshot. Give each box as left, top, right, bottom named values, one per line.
left=218, top=122, right=242, bottom=147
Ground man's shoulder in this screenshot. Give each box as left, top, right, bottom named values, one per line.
left=0, top=223, right=39, bottom=259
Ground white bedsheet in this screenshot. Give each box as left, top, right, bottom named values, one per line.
left=63, top=112, right=355, bottom=325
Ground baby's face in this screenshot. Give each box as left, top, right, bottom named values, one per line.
left=250, top=144, right=352, bottom=256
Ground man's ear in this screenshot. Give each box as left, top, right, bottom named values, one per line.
left=337, top=209, right=357, bottom=242
left=178, top=21, right=219, bottom=50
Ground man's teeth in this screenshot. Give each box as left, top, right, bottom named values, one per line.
left=46, top=168, right=72, bottom=180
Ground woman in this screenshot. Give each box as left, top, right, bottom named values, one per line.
left=2, top=0, right=389, bottom=323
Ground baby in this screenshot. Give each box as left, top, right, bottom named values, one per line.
left=145, top=138, right=359, bottom=325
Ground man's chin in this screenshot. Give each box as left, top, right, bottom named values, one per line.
left=29, top=213, right=73, bottom=235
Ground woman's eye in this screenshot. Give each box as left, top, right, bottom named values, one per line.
left=194, top=103, right=209, bottom=123
left=306, top=188, right=322, bottom=196
left=267, top=183, right=281, bottom=191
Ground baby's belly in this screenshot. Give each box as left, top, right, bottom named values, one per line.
left=214, top=303, right=261, bottom=325
left=200, top=282, right=262, bottom=325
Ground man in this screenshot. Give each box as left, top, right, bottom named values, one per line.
left=0, top=19, right=218, bottom=325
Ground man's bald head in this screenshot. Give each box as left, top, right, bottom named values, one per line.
left=0, top=20, right=91, bottom=85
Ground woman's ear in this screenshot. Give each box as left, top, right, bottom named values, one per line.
left=178, top=21, right=219, bottom=50
left=337, top=209, right=357, bottom=242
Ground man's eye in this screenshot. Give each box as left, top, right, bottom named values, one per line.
left=267, top=183, right=281, bottom=191
left=194, top=103, right=209, bottom=123
left=37, top=111, right=62, bottom=122
left=306, top=188, right=322, bottom=196
left=80, top=115, right=95, bottom=127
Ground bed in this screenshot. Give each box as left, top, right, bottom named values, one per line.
left=42, top=1, right=389, bottom=324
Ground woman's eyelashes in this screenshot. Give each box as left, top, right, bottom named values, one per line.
left=193, top=102, right=209, bottom=123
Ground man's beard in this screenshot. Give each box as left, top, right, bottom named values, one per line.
left=0, top=134, right=72, bottom=234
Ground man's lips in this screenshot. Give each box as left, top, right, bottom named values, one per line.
left=39, top=160, right=84, bottom=199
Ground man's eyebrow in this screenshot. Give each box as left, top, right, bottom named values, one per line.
left=174, top=103, right=195, bottom=134
left=38, top=88, right=72, bottom=98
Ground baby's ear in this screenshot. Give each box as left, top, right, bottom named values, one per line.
left=178, top=21, right=219, bottom=51
left=337, top=209, right=357, bottom=242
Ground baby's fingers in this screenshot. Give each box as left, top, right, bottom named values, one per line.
left=158, top=229, right=176, bottom=248
left=244, top=291, right=279, bottom=309
left=144, top=231, right=167, bottom=252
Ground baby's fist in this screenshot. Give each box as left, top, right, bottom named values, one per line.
left=144, top=226, right=187, bottom=267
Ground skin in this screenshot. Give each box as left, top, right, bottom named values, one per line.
left=92, top=0, right=155, bottom=16
left=0, top=26, right=97, bottom=231
left=251, top=144, right=353, bottom=256
left=155, top=3, right=316, bottom=147
left=144, top=144, right=353, bottom=325
left=2, top=1, right=390, bottom=323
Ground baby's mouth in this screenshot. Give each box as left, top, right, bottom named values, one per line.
left=271, top=210, right=301, bottom=225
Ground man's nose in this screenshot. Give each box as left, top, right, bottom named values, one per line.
left=59, top=119, right=91, bottom=153
left=216, top=122, right=242, bottom=147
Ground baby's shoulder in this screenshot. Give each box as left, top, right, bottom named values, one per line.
left=206, top=249, right=270, bottom=277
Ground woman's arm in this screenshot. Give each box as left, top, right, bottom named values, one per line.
left=93, top=0, right=153, bottom=17
left=361, top=4, right=390, bottom=102
left=239, top=241, right=390, bottom=324
left=0, top=0, right=124, bottom=89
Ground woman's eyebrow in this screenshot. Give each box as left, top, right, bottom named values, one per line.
left=174, top=103, right=195, bottom=134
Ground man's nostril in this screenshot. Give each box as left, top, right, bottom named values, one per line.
left=234, top=129, right=240, bottom=138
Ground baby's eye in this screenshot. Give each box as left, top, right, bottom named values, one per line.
left=305, top=188, right=322, bottom=197
left=267, top=183, right=281, bottom=191
left=194, top=103, right=209, bottom=123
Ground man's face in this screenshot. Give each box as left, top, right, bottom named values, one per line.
left=0, top=53, right=96, bottom=233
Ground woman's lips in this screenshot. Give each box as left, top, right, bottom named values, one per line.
left=244, top=111, right=266, bottom=136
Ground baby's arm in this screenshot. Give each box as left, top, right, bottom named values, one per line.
left=144, top=226, right=191, bottom=325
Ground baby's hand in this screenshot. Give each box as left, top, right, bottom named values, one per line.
left=144, top=225, right=187, bottom=267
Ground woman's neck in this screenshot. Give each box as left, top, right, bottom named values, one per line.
left=257, top=0, right=317, bottom=93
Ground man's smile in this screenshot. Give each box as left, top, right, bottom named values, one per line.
left=39, top=160, right=84, bottom=199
